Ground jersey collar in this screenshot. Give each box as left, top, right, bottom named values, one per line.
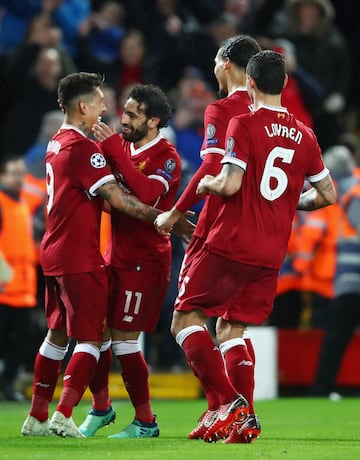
left=130, top=132, right=163, bottom=157
left=60, top=123, right=87, bottom=137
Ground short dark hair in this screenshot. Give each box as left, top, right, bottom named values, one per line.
left=219, top=35, right=262, bottom=69
left=0, top=154, right=24, bottom=174
left=246, top=50, right=286, bottom=95
left=127, top=84, right=173, bottom=129
left=57, top=72, right=104, bottom=112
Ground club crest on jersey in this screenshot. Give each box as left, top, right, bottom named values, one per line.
left=277, top=112, right=286, bottom=119
left=164, top=158, right=176, bottom=173
left=207, top=123, right=216, bottom=138
left=90, top=152, right=106, bottom=168
left=226, top=136, right=235, bottom=154
left=137, top=160, right=147, bottom=172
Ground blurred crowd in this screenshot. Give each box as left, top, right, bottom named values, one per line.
left=0, top=0, right=360, bottom=399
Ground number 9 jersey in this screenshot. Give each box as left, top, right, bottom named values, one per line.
left=41, top=125, right=115, bottom=275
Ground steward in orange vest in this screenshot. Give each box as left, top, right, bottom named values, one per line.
left=335, top=181, right=360, bottom=294
left=0, top=162, right=37, bottom=307
left=0, top=155, right=37, bottom=401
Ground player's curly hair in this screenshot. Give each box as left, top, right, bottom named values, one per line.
left=127, top=84, right=173, bottom=129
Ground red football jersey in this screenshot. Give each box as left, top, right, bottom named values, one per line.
left=194, top=88, right=252, bottom=239
left=206, top=105, right=329, bottom=269
left=105, top=133, right=181, bottom=266
left=40, top=125, right=115, bottom=275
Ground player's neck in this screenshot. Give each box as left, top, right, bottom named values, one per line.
left=253, top=93, right=282, bottom=110
left=228, top=76, right=246, bottom=94
left=64, top=116, right=91, bottom=136
left=133, top=129, right=160, bottom=149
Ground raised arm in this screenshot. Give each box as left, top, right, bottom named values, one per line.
left=297, top=174, right=337, bottom=211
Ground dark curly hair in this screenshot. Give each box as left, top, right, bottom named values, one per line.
left=127, top=84, right=173, bottom=129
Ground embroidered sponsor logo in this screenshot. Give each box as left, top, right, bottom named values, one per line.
left=122, top=315, right=134, bottom=322
left=206, top=138, right=219, bottom=146
left=156, top=168, right=172, bottom=180
left=237, top=360, right=253, bottom=367
left=35, top=382, right=50, bottom=388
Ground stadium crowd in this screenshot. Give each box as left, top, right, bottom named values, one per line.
left=0, top=0, right=359, bottom=407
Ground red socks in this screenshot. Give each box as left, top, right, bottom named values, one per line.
left=179, top=328, right=238, bottom=405
left=117, top=351, right=154, bottom=422
left=222, top=343, right=255, bottom=414
left=56, top=346, right=99, bottom=418
left=29, top=352, right=62, bottom=421
left=89, top=346, right=112, bottom=411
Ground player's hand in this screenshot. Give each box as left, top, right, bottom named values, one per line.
left=92, top=121, right=117, bottom=142
left=154, top=208, right=182, bottom=234
left=154, top=209, right=195, bottom=243
left=172, top=211, right=196, bottom=244
left=196, top=175, right=214, bottom=195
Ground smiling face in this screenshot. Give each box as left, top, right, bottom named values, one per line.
left=84, top=87, right=107, bottom=126
left=75, top=87, right=107, bottom=134
left=120, top=97, right=150, bottom=143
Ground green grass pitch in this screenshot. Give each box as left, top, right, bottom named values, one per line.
left=0, top=398, right=359, bottom=459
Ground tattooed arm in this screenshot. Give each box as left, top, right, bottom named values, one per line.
left=297, top=174, right=337, bottom=211
left=196, top=163, right=245, bottom=197
left=99, top=180, right=195, bottom=240
left=97, top=180, right=159, bottom=223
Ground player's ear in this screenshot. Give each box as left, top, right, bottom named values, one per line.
left=247, top=74, right=255, bottom=89
left=283, top=74, right=289, bottom=89
left=148, top=117, right=160, bottom=129
left=57, top=99, right=65, bottom=113
left=78, top=100, right=87, bottom=114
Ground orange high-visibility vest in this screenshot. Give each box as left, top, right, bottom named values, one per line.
left=335, top=182, right=360, bottom=295
left=337, top=182, right=360, bottom=241
left=353, top=167, right=360, bottom=180
left=21, top=173, right=46, bottom=216
left=0, top=191, right=37, bottom=307
left=276, top=212, right=303, bottom=295
left=293, top=204, right=340, bottom=299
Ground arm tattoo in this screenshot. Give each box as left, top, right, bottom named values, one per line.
left=98, top=182, right=118, bottom=201
left=297, top=176, right=335, bottom=211
left=121, top=193, right=159, bottom=223
left=98, top=181, right=158, bottom=222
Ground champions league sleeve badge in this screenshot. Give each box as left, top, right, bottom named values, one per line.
left=206, top=123, right=218, bottom=146
left=225, top=137, right=236, bottom=157
left=207, top=123, right=216, bottom=139
left=90, top=152, right=107, bottom=168
left=158, top=158, right=176, bottom=180
left=164, top=158, right=176, bottom=173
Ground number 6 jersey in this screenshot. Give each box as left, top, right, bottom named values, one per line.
left=206, top=105, right=329, bottom=270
